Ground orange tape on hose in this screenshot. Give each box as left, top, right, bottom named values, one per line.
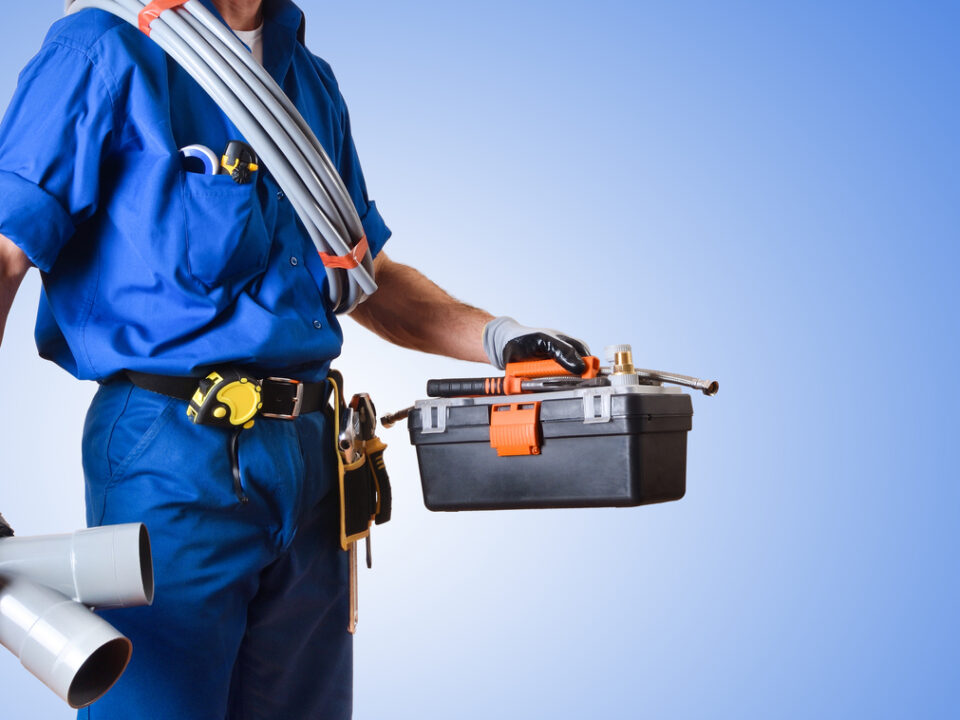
left=138, top=0, right=188, bottom=36
left=319, top=236, right=369, bottom=270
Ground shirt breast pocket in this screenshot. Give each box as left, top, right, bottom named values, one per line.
left=181, top=172, right=270, bottom=287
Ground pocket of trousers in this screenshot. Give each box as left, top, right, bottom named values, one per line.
left=108, top=391, right=177, bottom=483
left=86, top=385, right=177, bottom=526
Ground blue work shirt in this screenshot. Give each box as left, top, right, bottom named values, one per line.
left=0, top=0, right=390, bottom=382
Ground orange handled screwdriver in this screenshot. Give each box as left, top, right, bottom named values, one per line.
left=425, top=356, right=601, bottom=398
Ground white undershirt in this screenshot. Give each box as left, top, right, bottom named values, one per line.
left=233, top=24, right=264, bottom=65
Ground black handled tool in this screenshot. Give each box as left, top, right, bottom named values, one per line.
left=426, top=376, right=606, bottom=398
left=221, top=140, right=259, bottom=184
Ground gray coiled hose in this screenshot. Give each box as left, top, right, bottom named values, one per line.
left=68, top=0, right=376, bottom=313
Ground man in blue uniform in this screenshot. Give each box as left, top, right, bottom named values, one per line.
left=0, top=1, right=588, bottom=717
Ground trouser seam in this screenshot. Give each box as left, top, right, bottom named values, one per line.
left=104, top=383, right=134, bottom=480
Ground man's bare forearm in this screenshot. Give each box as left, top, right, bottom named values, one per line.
left=0, top=233, right=32, bottom=347
left=350, top=252, right=492, bottom=364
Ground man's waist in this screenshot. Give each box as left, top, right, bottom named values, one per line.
left=123, top=369, right=331, bottom=423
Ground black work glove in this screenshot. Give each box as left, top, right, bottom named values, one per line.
left=0, top=512, right=13, bottom=538
left=483, top=317, right=591, bottom=374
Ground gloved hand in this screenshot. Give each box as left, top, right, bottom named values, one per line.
left=483, top=316, right=590, bottom=374
left=0, top=511, right=13, bottom=538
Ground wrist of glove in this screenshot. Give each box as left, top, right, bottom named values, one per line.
left=482, top=316, right=590, bottom=374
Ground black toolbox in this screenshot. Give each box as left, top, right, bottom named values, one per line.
left=408, top=386, right=693, bottom=511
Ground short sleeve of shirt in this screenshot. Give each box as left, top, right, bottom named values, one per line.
left=0, top=39, right=117, bottom=272
left=321, top=62, right=391, bottom=259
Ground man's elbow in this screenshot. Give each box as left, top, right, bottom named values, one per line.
left=0, top=233, right=33, bottom=282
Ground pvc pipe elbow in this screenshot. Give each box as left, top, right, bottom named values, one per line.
left=0, top=574, right=132, bottom=708
left=0, top=523, right=154, bottom=609
left=71, top=523, right=155, bottom=608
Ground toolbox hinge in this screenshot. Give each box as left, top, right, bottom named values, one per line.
left=420, top=401, right=449, bottom=434
left=489, top=402, right=541, bottom=457
left=581, top=389, right=613, bottom=424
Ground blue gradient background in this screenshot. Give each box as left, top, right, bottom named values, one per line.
left=1, top=1, right=957, bottom=718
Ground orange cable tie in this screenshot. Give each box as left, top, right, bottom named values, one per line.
left=319, top=236, right=369, bottom=270
left=138, top=0, right=189, bottom=36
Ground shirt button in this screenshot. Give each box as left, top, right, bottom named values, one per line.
left=276, top=190, right=285, bottom=200
left=290, top=256, right=298, bottom=266
left=313, top=320, right=322, bottom=329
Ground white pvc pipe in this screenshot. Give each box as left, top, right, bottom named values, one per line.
left=68, top=0, right=377, bottom=311
left=182, top=0, right=365, bottom=241
left=154, top=0, right=376, bottom=308
left=69, top=0, right=346, bottom=307
left=0, top=523, right=154, bottom=610
left=143, top=0, right=366, bottom=309
left=175, top=0, right=374, bottom=311
left=173, top=0, right=376, bottom=307
left=159, top=3, right=351, bottom=240
left=0, top=574, right=132, bottom=709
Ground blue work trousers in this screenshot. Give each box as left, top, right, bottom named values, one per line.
left=79, top=378, right=351, bottom=719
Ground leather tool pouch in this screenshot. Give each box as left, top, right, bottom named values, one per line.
left=329, top=371, right=392, bottom=550
left=365, top=436, right=392, bottom=525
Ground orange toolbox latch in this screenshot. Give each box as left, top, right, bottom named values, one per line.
left=489, top=401, right=542, bottom=457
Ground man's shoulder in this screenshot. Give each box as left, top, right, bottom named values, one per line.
left=42, top=9, right=139, bottom=62
left=297, top=49, right=348, bottom=114
left=301, top=50, right=339, bottom=89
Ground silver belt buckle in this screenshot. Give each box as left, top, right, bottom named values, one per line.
left=260, top=377, right=304, bottom=419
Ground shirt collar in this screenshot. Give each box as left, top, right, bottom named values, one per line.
left=195, top=0, right=306, bottom=82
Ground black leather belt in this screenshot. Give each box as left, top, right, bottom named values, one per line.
left=123, top=369, right=331, bottom=504
left=124, top=370, right=329, bottom=420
